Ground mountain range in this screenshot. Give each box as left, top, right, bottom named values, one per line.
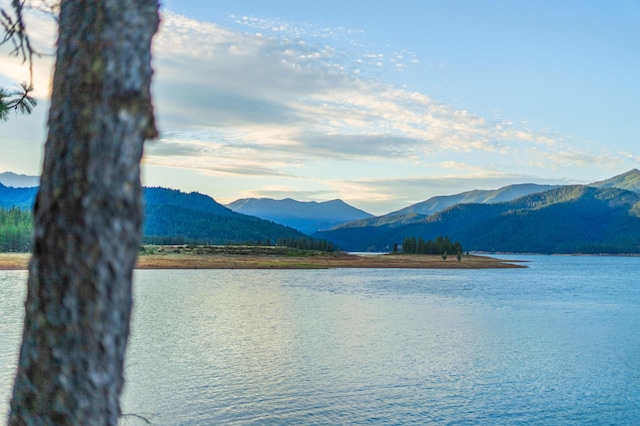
left=387, top=183, right=561, bottom=217
left=313, top=169, right=640, bottom=253
left=143, top=187, right=309, bottom=244
left=1, top=169, right=640, bottom=253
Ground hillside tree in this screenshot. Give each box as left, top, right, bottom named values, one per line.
left=5, top=1, right=160, bottom=424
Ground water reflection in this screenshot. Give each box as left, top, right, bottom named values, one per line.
left=120, top=264, right=640, bottom=425
left=1, top=258, right=639, bottom=425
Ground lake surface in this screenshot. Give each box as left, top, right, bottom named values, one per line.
left=1, top=255, right=640, bottom=424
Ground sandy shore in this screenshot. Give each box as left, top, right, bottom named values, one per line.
left=0, top=251, right=525, bottom=270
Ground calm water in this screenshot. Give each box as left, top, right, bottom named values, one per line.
left=1, top=255, right=640, bottom=424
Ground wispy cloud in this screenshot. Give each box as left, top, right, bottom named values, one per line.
left=148, top=13, right=574, bottom=179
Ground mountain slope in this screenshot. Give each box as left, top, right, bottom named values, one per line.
left=387, top=183, right=560, bottom=217
left=0, top=183, right=38, bottom=209
left=335, top=183, right=560, bottom=232
left=226, top=197, right=373, bottom=234
left=590, top=169, right=640, bottom=193
left=143, top=188, right=306, bottom=243
left=323, top=169, right=638, bottom=243
left=315, top=186, right=640, bottom=254
left=145, top=187, right=237, bottom=217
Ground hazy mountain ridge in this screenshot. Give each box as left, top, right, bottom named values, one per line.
left=226, top=197, right=373, bottom=234
left=388, top=183, right=561, bottom=217
left=328, top=183, right=561, bottom=231
left=314, top=184, right=640, bottom=253
left=327, top=170, right=640, bottom=232
left=0, top=172, right=39, bottom=188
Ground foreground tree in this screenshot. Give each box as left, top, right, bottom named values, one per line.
left=8, top=1, right=160, bottom=424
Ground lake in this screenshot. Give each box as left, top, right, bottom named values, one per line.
left=1, top=255, right=640, bottom=424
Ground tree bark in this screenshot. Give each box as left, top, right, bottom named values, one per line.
left=9, top=1, right=159, bottom=424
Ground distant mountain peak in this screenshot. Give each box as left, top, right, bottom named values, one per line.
left=226, top=197, right=373, bottom=234
left=0, top=171, right=39, bottom=188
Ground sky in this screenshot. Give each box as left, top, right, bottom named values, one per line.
left=1, top=0, right=639, bottom=215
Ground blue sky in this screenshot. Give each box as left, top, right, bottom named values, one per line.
left=1, top=0, right=638, bottom=214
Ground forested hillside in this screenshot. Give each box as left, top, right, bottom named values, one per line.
left=144, top=204, right=305, bottom=244
left=590, top=169, right=640, bottom=192
left=0, top=183, right=37, bottom=209
left=143, top=187, right=308, bottom=244
left=329, top=169, right=640, bottom=232
left=315, top=186, right=640, bottom=254
left=0, top=186, right=308, bottom=249
left=387, top=183, right=559, bottom=216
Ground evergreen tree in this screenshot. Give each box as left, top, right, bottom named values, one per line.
left=399, top=235, right=463, bottom=256
left=0, top=207, right=32, bottom=252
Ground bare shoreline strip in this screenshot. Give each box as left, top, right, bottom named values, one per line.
left=0, top=252, right=526, bottom=270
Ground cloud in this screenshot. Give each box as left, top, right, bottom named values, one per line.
left=143, top=10, right=639, bottom=211
left=6, top=8, right=612, bottom=180
left=150, top=13, right=571, bottom=180
left=293, top=133, right=422, bottom=159
left=2, top=6, right=635, bottom=215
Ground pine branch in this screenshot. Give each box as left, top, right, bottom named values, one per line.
left=7, top=82, right=38, bottom=113
left=0, top=83, right=38, bottom=122
left=0, top=1, right=49, bottom=122
left=0, top=0, right=42, bottom=86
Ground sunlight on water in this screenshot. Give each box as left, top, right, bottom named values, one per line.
left=1, top=257, right=640, bottom=424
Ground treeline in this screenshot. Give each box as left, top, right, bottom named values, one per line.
left=143, top=236, right=337, bottom=252
left=401, top=235, right=462, bottom=255
left=276, top=236, right=337, bottom=252
left=144, top=236, right=208, bottom=245
left=0, top=207, right=32, bottom=252
left=143, top=236, right=276, bottom=247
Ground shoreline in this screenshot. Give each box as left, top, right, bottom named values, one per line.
left=0, top=251, right=526, bottom=270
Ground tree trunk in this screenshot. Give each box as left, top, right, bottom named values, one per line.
left=9, top=1, right=159, bottom=424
